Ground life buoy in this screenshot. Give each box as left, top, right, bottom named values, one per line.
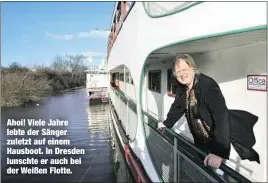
left=90, top=83, right=97, bottom=88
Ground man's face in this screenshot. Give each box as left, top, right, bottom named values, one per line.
left=174, top=59, right=194, bottom=85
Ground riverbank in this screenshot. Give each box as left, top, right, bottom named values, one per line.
left=1, top=67, right=86, bottom=108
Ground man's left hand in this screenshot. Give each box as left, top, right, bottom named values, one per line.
left=204, top=153, right=223, bottom=168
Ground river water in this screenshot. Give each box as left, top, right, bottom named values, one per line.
left=1, top=88, right=115, bottom=183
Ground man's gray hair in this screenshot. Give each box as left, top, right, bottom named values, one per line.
left=172, top=53, right=200, bottom=77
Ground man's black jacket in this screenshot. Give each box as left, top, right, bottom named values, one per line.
left=163, top=73, right=260, bottom=163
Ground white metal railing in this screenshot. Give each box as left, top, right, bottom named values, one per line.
left=109, top=85, right=137, bottom=141
left=142, top=111, right=253, bottom=183
left=108, top=85, right=252, bottom=183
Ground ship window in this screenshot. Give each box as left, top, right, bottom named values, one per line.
left=119, top=73, right=124, bottom=81
left=117, top=9, right=121, bottom=22
left=148, top=70, right=161, bottom=93
left=127, top=72, right=134, bottom=84
left=115, top=73, right=119, bottom=80
left=143, top=2, right=199, bottom=18
left=125, top=73, right=129, bottom=83
left=128, top=77, right=134, bottom=85
left=167, top=69, right=178, bottom=96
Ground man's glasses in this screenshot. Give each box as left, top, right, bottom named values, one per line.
left=174, top=68, right=193, bottom=76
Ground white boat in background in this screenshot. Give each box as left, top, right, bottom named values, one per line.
left=106, top=2, right=267, bottom=183
left=85, top=64, right=109, bottom=103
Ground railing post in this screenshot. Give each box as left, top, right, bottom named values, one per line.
left=118, top=94, right=121, bottom=119
left=112, top=90, right=114, bottom=103
left=124, top=66, right=126, bottom=94
left=174, top=137, right=178, bottom=182
left=113, top=90, right=115, bottom=104
left=117, top=93, right=119, bottom=113
left=113, top=91, right=115, bottom=106
left=126, top=99, right=129, bottom=136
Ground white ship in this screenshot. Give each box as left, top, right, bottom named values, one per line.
left=107, top=2, right=267, bottom=182
left=85, top=64, right=109, bottom=103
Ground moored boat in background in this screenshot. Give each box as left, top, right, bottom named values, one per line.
left=85, top=64, right=109, bottom=103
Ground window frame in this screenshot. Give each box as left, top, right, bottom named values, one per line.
left=148, top=69, right=161, bottom=93
left=115, top=73, right=119, bottom=81
left=125, top=72, right=129, bottom=83
left=119, top=73, right=124, bottom=81
left=167, top=68, right=177, bottom=98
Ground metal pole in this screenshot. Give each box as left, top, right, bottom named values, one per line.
left=144, top=65, right=148, bottom=113
left=126, top=100, right=129, bottom=136
left=124, top=66, right=126, bottom=93
left=174, top=137, right=178, bottom=182
left=118, top=95, right=121, bottom=120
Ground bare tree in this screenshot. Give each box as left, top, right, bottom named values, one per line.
left=9, top=62, right=21, bottom=69
left=65, top=54, right=88, bottom=85
left=65, top=54, right=87, bottom=72
left=51, top=55, right=69, bottom=71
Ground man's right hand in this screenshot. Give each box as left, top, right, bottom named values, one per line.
left=157, top=122, right=166, bottom=131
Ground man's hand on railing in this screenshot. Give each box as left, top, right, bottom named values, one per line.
left=204, top=153, right=223, bottom=169
left=157, top=122, right=166, bottom=132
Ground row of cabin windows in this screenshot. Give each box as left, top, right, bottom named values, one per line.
left=148, top=69, right=177, bottom=95
left=114, top=72, right=134, bottom=84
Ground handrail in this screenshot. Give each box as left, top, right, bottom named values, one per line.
left=110, top=84, right=128, bottom=100
left=109, top=85, right=138, bottom=142
left=109, top=85, right=136, bottom=107
left=109, top=86, right=252, bottom=182
left=143, top=110, right=252, bottom=183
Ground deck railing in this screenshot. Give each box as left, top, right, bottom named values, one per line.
left=109, top=85, right=137, bottom=142
left=143, top=111, right=252, bottom=183
left=108, top=85, right=252, bottom=183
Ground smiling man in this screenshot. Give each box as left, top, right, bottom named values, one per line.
left=158, top=53, right=260, bottom=178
